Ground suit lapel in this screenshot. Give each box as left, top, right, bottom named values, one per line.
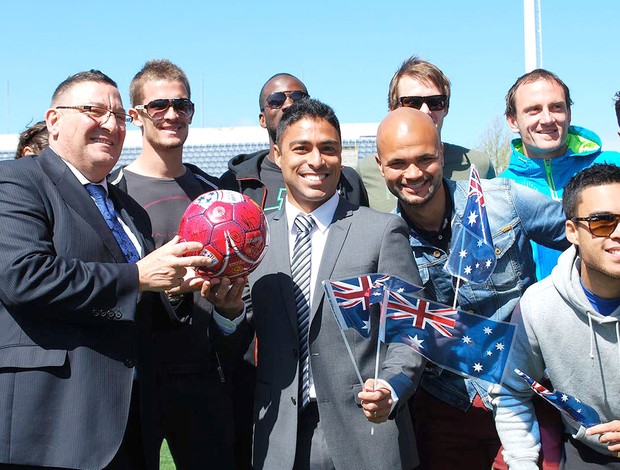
left=311, top=198, right=353, bottom=321
left=37, top=149, right=129, bottom=263
left=108, top=185, right=150, bottom=256
left=270, top=209, right=299, bottom=333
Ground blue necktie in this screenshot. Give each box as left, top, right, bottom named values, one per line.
left=291, top=214, right=315, bottom=411
left=85, top=184, right=140, bottom=263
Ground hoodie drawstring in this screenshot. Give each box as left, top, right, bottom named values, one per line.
left=587, top=312, right=595, bottom=360
left=587, top=312, right=620, bottom=367
left=616, top=322, right=620, bottom=368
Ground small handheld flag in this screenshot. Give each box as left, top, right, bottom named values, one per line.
left=444, top=165, right=497, bottom=284
left=514, top=369, right=600, bottom=428
left=386, top=292, right=515, bottom=384
left=323, top=274, right=422, bottom=338
left=323, top=274, right=514, bottom=385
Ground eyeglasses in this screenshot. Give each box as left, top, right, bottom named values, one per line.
left=55, top=105, right=132, bottom=125
left=264, top=90, right=309, bottom=109
left=134, top=98, right=195, bottom=120
left=399, top=94, right=448, bottom=111
left=572, top=214, right=620, bottom=237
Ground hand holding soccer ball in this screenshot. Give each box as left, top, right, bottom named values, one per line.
left=177, top=190, right=270, bottom=279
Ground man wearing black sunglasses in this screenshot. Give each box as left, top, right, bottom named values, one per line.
left=109, top=59, right=244, bottom=470
left=358, top=56, right=495, bottom=213
left=221, top=73, right=368, bottom=212
left=492, top=164, right=620, bottom=468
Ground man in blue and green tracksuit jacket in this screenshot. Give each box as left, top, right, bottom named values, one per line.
left=501, top=69, right=620, bottom=280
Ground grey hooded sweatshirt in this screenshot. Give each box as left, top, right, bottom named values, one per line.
left=491, top=245, right=620, bottom=469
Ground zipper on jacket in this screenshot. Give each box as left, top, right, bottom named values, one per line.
left=543, top=159, right=560, bottom=200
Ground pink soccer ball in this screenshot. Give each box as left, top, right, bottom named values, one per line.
left=178, top=190, right=269, bottom=278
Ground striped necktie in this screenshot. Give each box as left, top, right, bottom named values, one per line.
left=291, top=213, right=315, bottom=411
left=85, top=184, right=140, bottom=263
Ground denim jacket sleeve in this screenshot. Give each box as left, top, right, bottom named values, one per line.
left=508, top=180, right=569, bottom=252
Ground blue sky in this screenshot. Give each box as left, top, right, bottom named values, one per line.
left=1, top=0, right=619, bottom=151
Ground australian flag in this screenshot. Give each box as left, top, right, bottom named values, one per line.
left=444, top=165, right=497, bottom=283
left=323, top=274, right=423, bottom=339
left=385, top=291, right=516, bottom=384
left=515, top=369, right=601, bottom=428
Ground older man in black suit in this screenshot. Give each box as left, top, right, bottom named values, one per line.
left=0, top=70, right=241, bottom=470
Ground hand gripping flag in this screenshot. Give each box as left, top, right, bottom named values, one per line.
left=385, top=291, right=516, bottom=384
left=514, top=369, right=601, bottom=427
left=444, top=165, right=497, bottom=283
left=323, top=274, right=422, bottom=338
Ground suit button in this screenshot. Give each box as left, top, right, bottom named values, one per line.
left=124, top=359, right=135, bottom=368
left=291, top=397, right=296, bottom=406
left=114, top=311, right=122, bottom=319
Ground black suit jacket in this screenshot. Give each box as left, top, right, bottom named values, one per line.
left=0, top=149, right=175, bottom=469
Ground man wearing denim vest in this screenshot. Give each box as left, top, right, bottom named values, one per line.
left=375, top=107, right=570, bottom=469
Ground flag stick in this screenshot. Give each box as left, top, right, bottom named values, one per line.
left=452, top=223, right=467, bottom=309
left=371, top=286, right=390, bottom=435
left=452, top=275, right=461, bottom=310
left=323, top=281, right=364, bottom=386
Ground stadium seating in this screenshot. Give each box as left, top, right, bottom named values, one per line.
left=0, top=126, right=378, bottom=177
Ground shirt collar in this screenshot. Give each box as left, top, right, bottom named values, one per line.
left=62, top=159, right=109, bottom=192
left=285, top=192, right=340, bottom=235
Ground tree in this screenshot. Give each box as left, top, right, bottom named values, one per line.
left=474, top=115, right=513, bottom=174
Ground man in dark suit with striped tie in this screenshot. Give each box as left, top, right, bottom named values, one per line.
left=0, top=70, right=240, bottom=470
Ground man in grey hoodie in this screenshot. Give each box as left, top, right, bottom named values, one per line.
left=492, top=163, right=620, bottom=469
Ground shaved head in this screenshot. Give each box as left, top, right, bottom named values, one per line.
left=375, top=107, right=445, bottom=222
left=377, top=107, right=441, bottom=161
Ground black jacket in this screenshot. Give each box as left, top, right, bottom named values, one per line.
left=220, top=149, right=369, bottom=208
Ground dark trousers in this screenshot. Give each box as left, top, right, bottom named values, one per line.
left=230, top=361, right=255, bottom=470
left=293, top=402, right=335, bottom=470
left=157, top=367, right=235, bottom=470
left=412, top=388, right=506, bottom=470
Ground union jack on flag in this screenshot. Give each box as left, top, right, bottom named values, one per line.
left=514, top=369, right=601, bottom=428
left=323, top=274, right=422, bottom=339
left=444, top=165, right=497, bottom=283
left=385, top=291, right=516, bottom=384
left=386, top=292, right=457, bottom=338
left=330, top=275, right=381, bottom=310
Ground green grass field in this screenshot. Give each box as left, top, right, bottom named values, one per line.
left=160, top=440, right=175, bottom=470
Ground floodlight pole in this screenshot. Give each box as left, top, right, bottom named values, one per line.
left=524, top=0, right=543, bottom=72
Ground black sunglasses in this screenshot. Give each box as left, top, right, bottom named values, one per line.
left=573, top=214, right=620, bottom=237
left=265, top=90, right=309, bottom=109
left=135, top=98, right=195, bottom=119
left=399, top=94, right=448, bottom=111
